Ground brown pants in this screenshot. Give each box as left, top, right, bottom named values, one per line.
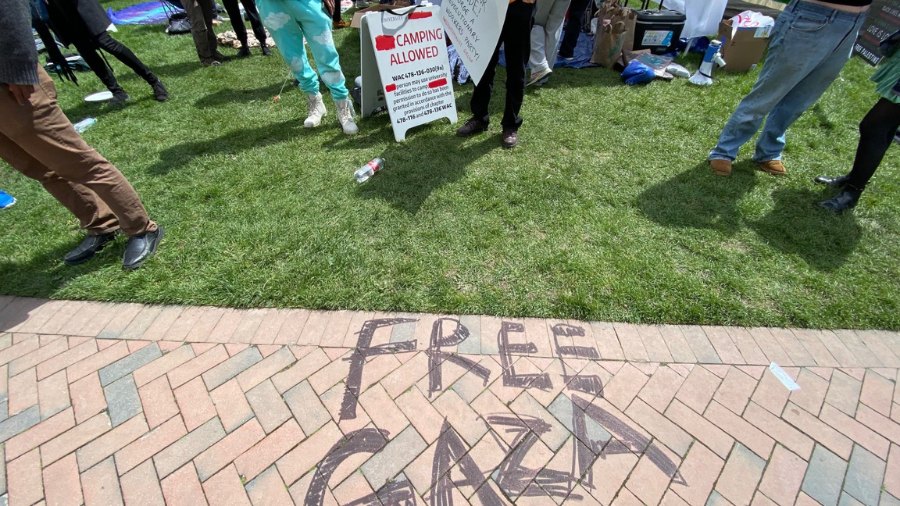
left=0, top=67, right=156, bottom=237
left=183, top=0, right=219, bottom=63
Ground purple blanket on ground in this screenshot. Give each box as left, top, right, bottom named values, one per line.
left=107, top=1, right=181, bottom=25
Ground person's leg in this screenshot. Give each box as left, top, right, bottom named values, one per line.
left=818, top=98, right=900, bottom=212
left=293, top=0, right=349, bottom=100
left=501, top=1, right=535, bottom=131
left=258, top=0, right=320, bottom=95
left=544, top=0, right=570, bottom=64
left=709, top=1, right=852, bottom=161
left=530, top=26, right=549, bottom=74
left=332, top=0, right=344, bottom=25
left=92, top=32, right=163, bottom=95
left=182, top=0, right=217, bottom=62
left=846, top=98, right=900, bottom=190
left=222, top=0, right=250, bottom=48
left=559, top=0, right=589, bottom=58
left=0, top=67, right=156, bottom=237
left=241, top=0, right=270, bottom=44
left=469, top=44, right=501, bottom=124
left=200, top=0, right=222, bottom=58
left=0, top=133, right=119, bottom=234
left=528, top=0, right=552, bottom=74
left=70, top=38, right=124, bottom=96
left=753, top=9, right=866, bottom=162
left=292, top=0, right=357, bottom=133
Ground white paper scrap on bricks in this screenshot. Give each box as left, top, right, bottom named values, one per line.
left=439, top=0, right=508, bottom=85
left=360, top=4, right=458, bottom=141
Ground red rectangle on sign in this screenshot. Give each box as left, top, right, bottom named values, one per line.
left=427, top=77, right=448, bottom=88
left=375, top=35, right=396, bottom=51
left=385, top=83, right=397, bottom=92
left=409, top=11, right=432, bottom=19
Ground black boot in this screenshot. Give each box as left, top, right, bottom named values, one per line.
left=150, top=78, right=169, bottom=102
left=260, top=44, right=271, bottom=56
left=819, top=187, right=862, bottom=213
left=109, top=87, right=129, bottom=105
left=814, top=174, right=850, bottom=188
left=236, top=44, right=251, bottom=58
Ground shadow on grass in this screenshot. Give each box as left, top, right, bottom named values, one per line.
left=194, top=83, right=286, bottom=108
left=637, top=161, right=758, bottom=234
left=150, top=59, right=207, bottom=79
left=749, top=187, right=860, bottom=272
left=0, top=240, right=114, bottom=303
left=61, top=93, right=155, bottom=123
left=638, top=163, right=860, bottom=271
left=355, top=130, right=495, bottom=214
left=147, top=119, right=302, bottom=174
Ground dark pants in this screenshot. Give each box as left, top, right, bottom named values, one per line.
left=71, top=32, right=157, bottom=93
left=333, top=0, right=342, bottom=22
left=183, top=0, right=219, bottom=63
left=471, top=0, right=535, bottom=130
left=222, top=0, right=267, bottom=46
left=558, top=0, right=590, bottom=58
left=847, top=98, right=900, bottom=191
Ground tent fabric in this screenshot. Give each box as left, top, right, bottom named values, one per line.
left=665, top=0, right=728, bottom=39
left=553, top=32, right=597, bottom=69
left=106, top=1, right=181, bottom=25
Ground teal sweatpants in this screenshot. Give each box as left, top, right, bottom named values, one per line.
left=257, top=0, right=350, bottom=100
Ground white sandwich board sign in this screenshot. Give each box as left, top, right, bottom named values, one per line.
left=359, top=4, right=458, bottom=141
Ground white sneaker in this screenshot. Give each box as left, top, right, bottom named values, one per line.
left=335, top=99, right=358, bottom=135
left=304, top=93, right=327, bottom=128
left=527, top=68, right=552, bottom=87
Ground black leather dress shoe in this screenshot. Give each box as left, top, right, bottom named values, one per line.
left=456, top=118, right=488, bottom=137
left=123, top=226, right=164, bottom=270
left=236, top=46, right=251, bottom=58
left=501, top=129, right=518, bottom=149
left=819, top=189, right=861, bottom=213
left=261, top=45, right=271, bottom=56
left=64, top=232, right=117, bottom=266
left=814, top=174, right=850, bottom=188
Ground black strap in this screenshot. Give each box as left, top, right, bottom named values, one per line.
left=386, top=3, right=421, bottom=15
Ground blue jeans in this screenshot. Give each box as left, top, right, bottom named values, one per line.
left=710, top=0, right=866, bottom=162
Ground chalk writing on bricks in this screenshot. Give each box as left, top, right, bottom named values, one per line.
left=304, top=318, right=685, bottom=504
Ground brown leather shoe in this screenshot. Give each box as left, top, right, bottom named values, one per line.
left=757, top=159, right=786, bottom=176
left=709, top=159, right=732, bottom=176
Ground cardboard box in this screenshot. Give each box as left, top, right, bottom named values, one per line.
left=351, top=2, right=412, bottom=28
left=717, top=19, right=772, bottom=72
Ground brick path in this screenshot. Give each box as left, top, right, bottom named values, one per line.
left=0, top=296, right=898, bottom=506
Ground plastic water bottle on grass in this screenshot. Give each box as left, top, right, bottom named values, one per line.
left=74, top=118, right=96, bottom=134
left=355, top=158, right=384, bottom=183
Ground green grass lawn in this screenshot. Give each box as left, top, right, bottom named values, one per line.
left=1, top=4, right=898, bottom=329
